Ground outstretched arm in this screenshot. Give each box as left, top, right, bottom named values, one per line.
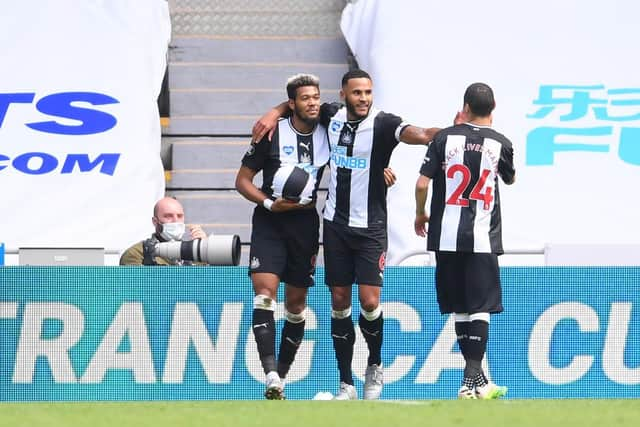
left=414, top=175, right=431, bottom=237
left=251, top=101, right=289, bottom=143
left=399, top=126, right=441, bottom=145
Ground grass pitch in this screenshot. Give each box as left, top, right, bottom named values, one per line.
left=1, top=400, right=638, bottom=427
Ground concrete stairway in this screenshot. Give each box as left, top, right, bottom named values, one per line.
left=166, top=42, right=348, bottom=134
left=163, top=0, right=350, bottom=265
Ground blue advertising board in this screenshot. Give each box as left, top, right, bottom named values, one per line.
left=0, top=266, right=638, bottom=400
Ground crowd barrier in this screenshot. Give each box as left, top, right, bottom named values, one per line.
left=1, top=266, right=638, bottom=400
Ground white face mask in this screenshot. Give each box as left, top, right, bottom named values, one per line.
left=159, top=222, right=185, bottom=241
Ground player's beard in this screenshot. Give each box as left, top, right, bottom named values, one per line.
left=345, top=100, right=369, bottom=120
left=294, top=107, right=319, bottom=128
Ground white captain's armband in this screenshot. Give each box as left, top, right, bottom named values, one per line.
left=394, top=122, right=411, bottom=141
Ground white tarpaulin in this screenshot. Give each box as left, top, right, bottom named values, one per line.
left=341, top=0, right=640, bottom=264
left=0, top=0, right=169, bottom=254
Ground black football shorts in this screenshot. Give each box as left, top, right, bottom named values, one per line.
left=248, top=206, right=319, bottom=287
left=434, top=251, right=503, bottom=314
left=323, top=219, right=387, bottom=287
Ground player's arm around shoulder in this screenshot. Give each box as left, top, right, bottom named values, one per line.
left=399, top=110, right=468, bottom=145
left=398, top=110, right=466, bottom=145
left=252, top=101, right=289, bottom=142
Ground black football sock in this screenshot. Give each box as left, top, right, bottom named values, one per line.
left=331, top=316, right=356, bottom=385
left=455, top=320, right=470, bottom=361
left=252, top=308, right=276, bottom=374
left=359, top=313, right=383, bottom=366
left=277, top=319, right=305, bottom=379
left=456, top=320, right=473, bottom=385
left=464, top=320, right=489, bottom=383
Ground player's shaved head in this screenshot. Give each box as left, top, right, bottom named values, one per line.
left=464, top=83, right=495, bottom=117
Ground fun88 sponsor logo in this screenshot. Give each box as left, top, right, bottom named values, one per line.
left=331, top=145, right=367, bottom=169
left=0, top=91, right=121, bottom=176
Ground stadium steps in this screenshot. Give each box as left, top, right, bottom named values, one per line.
left=165, top=38, right=348, bottom=135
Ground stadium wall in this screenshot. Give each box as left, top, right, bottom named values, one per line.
left=1, top=266, right=638, bottom=400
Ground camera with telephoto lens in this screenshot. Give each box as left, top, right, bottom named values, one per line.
left=154, top=235, right=241, bottom=266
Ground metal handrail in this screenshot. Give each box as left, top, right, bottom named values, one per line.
left=396, top=247, right=546, bottom=265
left=4, top=248, right=121, bottom=255
left=5, top=247, right=546, bottom=257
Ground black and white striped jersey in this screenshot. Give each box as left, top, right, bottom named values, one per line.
left=420, top=123, right=515, bottom=254
left=241, top=117, right=330, bottom=202
left=320, top=102, right=403, bottom=228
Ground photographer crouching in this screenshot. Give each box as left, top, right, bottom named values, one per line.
left=120, top=197, right=240, bottom=266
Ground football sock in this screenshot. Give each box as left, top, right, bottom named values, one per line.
left=456, top=320, right=474, bottom=386
left=464, top=320, right=489, bottom=379
left=455, top=320, right=470, bottom=361
left=277, top=319, right=305, bottom=379
left=331, top=316, right=356, bottom=385
left=474, top=372, right=488, bottom=388
left=359, top=312, right=383, bottom=366
left=463, top=376, right=475, bottom=389
left=253, top=308, right=276, bottom=374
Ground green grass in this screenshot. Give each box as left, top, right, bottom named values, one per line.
left=1, top=400, right=639, bottom=427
